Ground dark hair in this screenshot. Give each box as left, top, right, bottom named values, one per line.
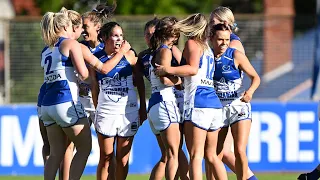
left=99, top=21, right=122, bottom=41
left=144, top=17, right=159, bottom=32
left=210, top=23, right=231, bottom=37
left=150, top=16, right=180, bottom=50
left=82, top=1, right=117, bottom=25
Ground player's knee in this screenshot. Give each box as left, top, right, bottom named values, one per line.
left=100, top=152, right=114, bottom=163
left=160, top=153, right=168, bottom=163
left=223, top=150, right=234, bottom=159
left=189, top=151, right=204, bottom=162
left=234, top=147, right=246, bottom=158
left=116, top=156, right=129, bottom=167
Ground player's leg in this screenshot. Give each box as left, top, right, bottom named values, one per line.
left=160, top=122, right=181, bottom=180
left=116, top=136, right=134, bottom=180
left=184, top=120, right=207, bottom=180
left=62, top=117, right=92, bottom=180
left=222, top=130, right=257, bottom=180
left=149, top=134, right=167, bottom=180
left=176, top=124, right=189, bottom=180
left=38, top=117, right=50, bottom=164
left=205, top=126, right=228, bottom=180
left=59, top=138, right=74, bottom=180
left=231, top=119, right=251, bottom=180
left=44, top=123, right=67, bottom=180
left=96, top=133, right=115, bottom=180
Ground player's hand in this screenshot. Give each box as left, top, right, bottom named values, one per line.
left=120, top=40, right=131, bottom=54
left=154, top=63, right=168, bottom=76
left=240, top=91, right=253, bottom=103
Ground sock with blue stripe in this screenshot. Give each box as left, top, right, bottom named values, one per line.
left=247, top=175, right=258, bottom=180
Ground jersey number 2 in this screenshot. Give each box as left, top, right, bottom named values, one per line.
left=45, top=56, right=54, bottom=75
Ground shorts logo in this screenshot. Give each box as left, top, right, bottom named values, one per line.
left=131, top=122, right=138, bottom=131
left=238, top=107, right=247, bottom=118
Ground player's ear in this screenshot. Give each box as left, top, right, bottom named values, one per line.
left=72, top=25, right=76, bottom=32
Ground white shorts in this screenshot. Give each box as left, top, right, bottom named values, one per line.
left=184, top=107, right=223, bottom=131
left=222, top=103, right=251, bottom=127
left=94, top=110, right=140, bottom=137
left=148, top=101, right=180, bottom=134
left=41, top=101, right=87, bottom=128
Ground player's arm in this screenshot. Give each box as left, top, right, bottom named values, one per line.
left=230, top=39, right=245, bottom=54
left=157, top=48, right=181, bottom=86
left=83, top=40, right=131, bottom=74
left=235, top=50, right=260, bottom=102
left=155, top=40, right=201, bottom=77
left=89, top=66, right=99, bottom=108
left=65, top=40, right=88, bottom=80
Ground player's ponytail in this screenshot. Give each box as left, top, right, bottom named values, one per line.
left=40, top=12, right=71, bottom=47
left=174, top=13, right=208, bottom=50
left=94, top=1, right=117, bottom=20
left=82, top=1, right=117, bottom=26
left=59, top=7, right=82, bottom=27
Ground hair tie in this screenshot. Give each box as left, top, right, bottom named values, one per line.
left=92, top=8, right=104, bottom=14
left=232, top=23, right=238, bottom=30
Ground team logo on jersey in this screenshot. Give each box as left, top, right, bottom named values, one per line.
left=100, top=73, right=129, bottom=102
left=214, top=77, right=229, bottom=91
left=222, top=65, right=231, bottom=71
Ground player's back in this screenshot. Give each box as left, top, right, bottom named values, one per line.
left=183, top=44, right=221, bottom=109
left=41, top=37, right=79, bottom=106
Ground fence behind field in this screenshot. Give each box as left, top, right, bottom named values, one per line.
left=0, top=14, right=316, bottom=103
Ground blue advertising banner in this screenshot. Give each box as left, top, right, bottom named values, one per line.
left=0, top=102, right=318, bottom=175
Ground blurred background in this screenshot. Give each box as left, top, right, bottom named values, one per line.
left=0, top=0, right=318, bottom=179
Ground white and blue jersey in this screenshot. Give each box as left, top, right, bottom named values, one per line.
left=40, top=37, right=86, bottom=127
left=80, top=40, right=104, bottom=54
left=147, top=44, right=180, bottom=133
left=183, top=45, right=222, bottom=110
left=213, top=47, right=245, bottom=106
left=78, top=41, right=104, bottom=113
left=94, top=51, right=138, bottom=114
left=41, top=37, right=80, bottom=105
left=139, top=46, right=184, bottom=114
left=148, top=45, right=178, bottom=111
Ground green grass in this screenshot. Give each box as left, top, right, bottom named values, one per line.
left=0, top=173, right=300, bottom=180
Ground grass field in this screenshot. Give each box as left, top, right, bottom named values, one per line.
left=0, top=173, right=300, bottom=180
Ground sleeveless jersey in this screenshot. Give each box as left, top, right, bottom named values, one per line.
left=41, top=37, right=79, bottom=106
left=94, top=50, right=138, bottom=114
left=148, top=45, right=177, bottom=111
left=78, top=41, right=104, bottom=111
left=183, top=44, right=222, bottom=109
left=213, top=47, right=245, bottom=106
